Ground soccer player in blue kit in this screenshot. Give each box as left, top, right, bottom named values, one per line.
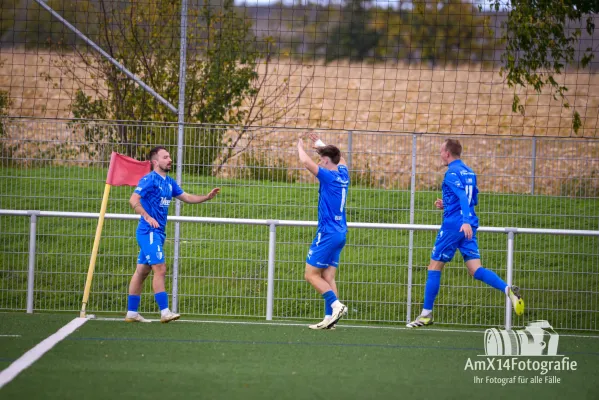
left=125, top=146, right=220, bottom=323
left=297, top=133, right=349, bottom=330
left=407, top=139, right=524, bottom=328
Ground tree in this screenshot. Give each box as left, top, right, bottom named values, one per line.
left=323, top=0, right=381, bottom=62
left=288, top=0, right=380, bottom=61
left=380, top=0, right=496, bottom=64
left=47, top=0, right=309, bottom=173
left=0, top=0, right=96, bottom=47
left=295, top=0, right=496, bottom=64
left=489, top=0, right=598, bottom=134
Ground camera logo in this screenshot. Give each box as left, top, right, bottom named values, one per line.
left=484, top=320, right=559, bottom=356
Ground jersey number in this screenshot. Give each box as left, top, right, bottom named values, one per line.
left=465, top=185, right=473, bottom=205
left=340, top=188, right=346, bottom=212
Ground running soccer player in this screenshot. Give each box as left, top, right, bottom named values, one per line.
left=407, top=139, right=524, bottom=328
left=125, top=146, right=220, bottom=323
left=297, top=133, right=349, bottom=330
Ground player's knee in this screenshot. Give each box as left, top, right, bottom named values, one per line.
left=135, top=265, right=151, bottom=278
left=152, top=264, right=167, bottom=276
left=322, top=273, right=335, bottom=285
left=139, top=270, right=150, bottom=280
left=304, top=266, right=321, bottom=283
left=304, top=270, right=312, bottom=283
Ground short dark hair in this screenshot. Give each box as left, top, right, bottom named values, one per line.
left=316, top=145, right=341, bottom=165
left=444, top=139, right=462, bottom=158
left=149, top=146, right=168, bottom=162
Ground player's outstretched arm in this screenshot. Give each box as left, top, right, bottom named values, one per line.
left=307, top=132, right=347, bottom=167
left=298, top=138, right=319, bottom=176
left=129, top=192, right=159, bottom=228
left=176, top=188, right=220, bottom=204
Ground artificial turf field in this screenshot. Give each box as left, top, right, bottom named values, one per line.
left=0, top=313, right=598, bottom=399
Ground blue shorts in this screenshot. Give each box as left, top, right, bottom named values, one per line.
left=136, top=230, right=166, bottom=266
left=431, top=226, right=480, bottom=263
left=306, top=231, right=346, bottom=268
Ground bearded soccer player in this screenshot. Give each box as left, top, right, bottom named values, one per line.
left=125, top=146, right=220, bottom=323
left=407, top=139, right=524, bottom=328
left=298, top=133, right=349, bottom=330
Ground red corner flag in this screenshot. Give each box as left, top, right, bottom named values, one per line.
left=106, top=152, right=151, bottom=187
left=81, top=152, right=151, bottom=318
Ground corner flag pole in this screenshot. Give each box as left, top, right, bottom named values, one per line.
left=80, top=152, right=151, bottom=318
left=80, top=183, right=112, bottom=318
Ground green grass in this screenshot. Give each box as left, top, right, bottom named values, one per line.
left=0, top=313, right=598, bottom=400
left=0, top=166, right=598, bottom=331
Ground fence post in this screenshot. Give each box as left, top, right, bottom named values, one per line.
left=347, top=130, right=353, bottom=170
left=406, top=134, right=417, bottom=323
left=266, top=222, right=277, bottom=320
left=505, top=230, right=515, bottom=331
left=27, top=212, right=39, bottom=314
left=531, top=137, right=537, bottom=195
left=172, top=0, right=189, bottom=314
left=172, top=226, right=181, bottom=312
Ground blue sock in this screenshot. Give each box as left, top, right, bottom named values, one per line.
left=324, top=301, right=333, bottom=317
left=127, top=295, right=141, bottom=312
left=154, top=291, right=169, bottom=311
left=322, top=290, right=337, bottom=316
left=423, top=270, right=442, bottom=310
left=474, top=267, right=508, bottom=293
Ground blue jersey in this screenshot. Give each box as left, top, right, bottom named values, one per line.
left=316, top=165, right=349, bottom=233
left=134, top=171, right=184, bottom=234
left=442, top=159, right=479, bottom=228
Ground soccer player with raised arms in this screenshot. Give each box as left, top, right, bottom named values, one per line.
left=297, top=133, right=349, bottom=330
left=407, top=139, right=524, bottom=328
left=125, top=146, right=220, bottom=323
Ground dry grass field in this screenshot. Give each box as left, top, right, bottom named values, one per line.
left=1, top=49, right=598, bottom=136
left=1, top=49, right=598, bottom=196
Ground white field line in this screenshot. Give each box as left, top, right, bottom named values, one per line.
left=0, top=317, right=88, bottom=389
left=94, top=317, right=599, bottom=339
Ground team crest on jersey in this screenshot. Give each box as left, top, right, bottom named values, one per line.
left=156, top=251, right=163, bottom=260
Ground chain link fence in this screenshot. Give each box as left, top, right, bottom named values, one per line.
left=1, top=117, right=598, bottom=330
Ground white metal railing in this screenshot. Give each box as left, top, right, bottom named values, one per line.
left=2, top=208, right=598, bottom=330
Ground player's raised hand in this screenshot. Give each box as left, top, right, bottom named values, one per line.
left=308, top=131, right=319, bottom=147
left=460, top=223, right=473, bottom=240
left=308, top=131, right=326, bottom=149
left=206, top=188, right=220, bottom=199
left=434, top=198, right=444, bottom=209
left=144, top=214, right=159, bottom=228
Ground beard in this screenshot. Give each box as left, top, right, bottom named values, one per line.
left=158, top=164, right=171, bottom=173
